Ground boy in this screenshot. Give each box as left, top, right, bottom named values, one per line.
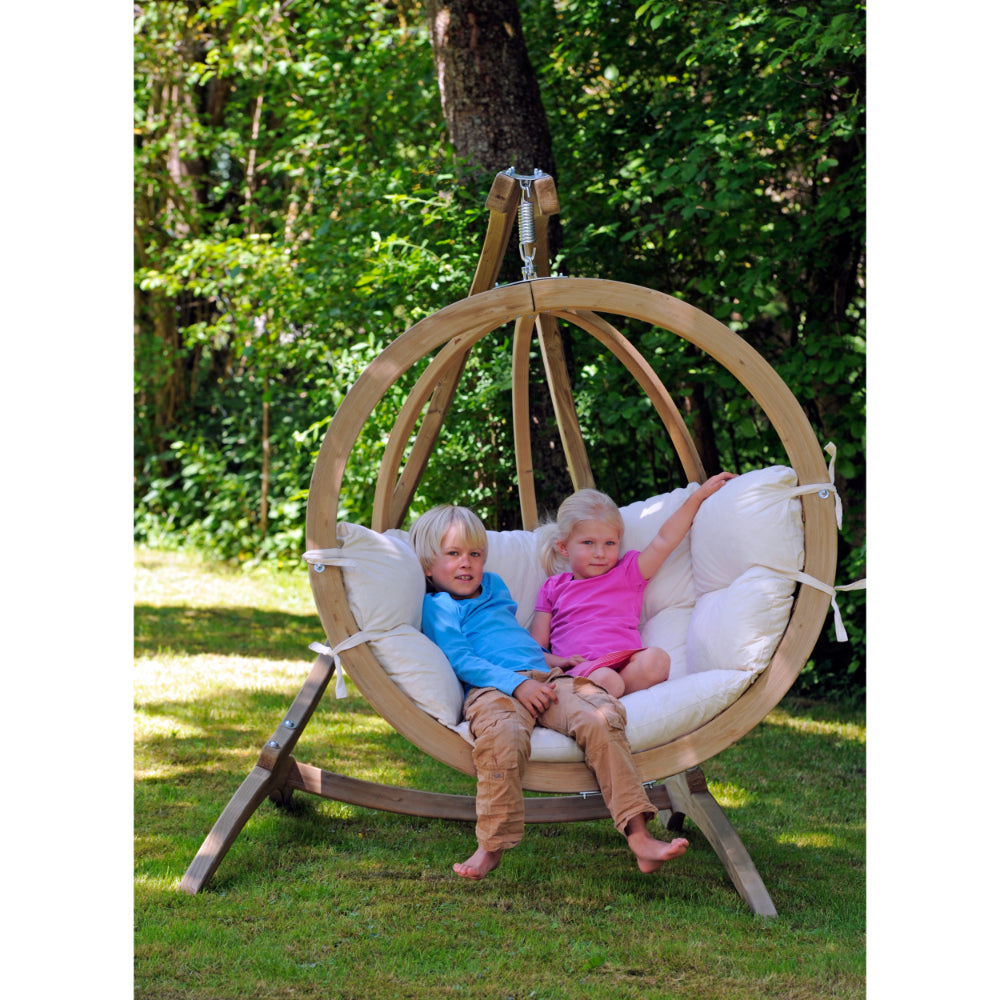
left=411, top=504, right=688, bottom=880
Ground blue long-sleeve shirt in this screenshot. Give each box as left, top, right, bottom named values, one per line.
left=421, top=572, right=547, bottom=695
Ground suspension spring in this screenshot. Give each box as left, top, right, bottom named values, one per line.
left=517, top=194, right=536, bottom=247
left=517, top=175, right=539, bottom=280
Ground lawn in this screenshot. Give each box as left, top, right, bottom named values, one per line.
left=134, top=546, right=865, bottom=999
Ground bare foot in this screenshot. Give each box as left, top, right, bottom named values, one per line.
left=453, top=846, right=504, bottom=880
left=626, top=826, right=689, bottom=874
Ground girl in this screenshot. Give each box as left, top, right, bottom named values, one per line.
left=531, top=475, right=735, bottom=698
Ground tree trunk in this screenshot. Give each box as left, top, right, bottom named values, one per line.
left=425, top=0, right=555, bottom=181
left=425, top=0, right=562, bottom=278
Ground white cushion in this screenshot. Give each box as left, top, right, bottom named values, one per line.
left=685, top=467, right=803, bottom=674
left=621, top=670, right=756, bottom=751
left=335, top=522, right=423, bottom=630
left=368, top=630, right=464, bottom=726
left=333, top=522, right=464, bottom=725
left=327, top=467, right=805, bottom=758
left=638, top=605, right=692, bottom=679
left=686, top=567, right=796, bottom=674
left=689, top=466, right=804, bottom=595
left=484, top=529, right=547, bottom=627
left=450, top=670, right=756, bottom=759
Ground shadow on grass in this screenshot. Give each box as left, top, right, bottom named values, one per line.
left=135, top=683, right=479, bottom=874
left=134, top=604, right=322, bottom=661
left=136, top=684, right=469, bottom=784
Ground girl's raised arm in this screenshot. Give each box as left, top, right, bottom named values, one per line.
left=636, top=472, right=736, bottom=580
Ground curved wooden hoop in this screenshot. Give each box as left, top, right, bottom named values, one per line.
left=553, top=308, right=706, bottom=484
left=305, top=278, right=838, bottom=793
left=372, top=322, right=497, bottom=532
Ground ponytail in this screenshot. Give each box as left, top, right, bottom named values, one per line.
left=535, top=519, right=567, bottom=576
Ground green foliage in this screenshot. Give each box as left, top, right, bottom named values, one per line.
left=134, top=1, right=865, bottom=695
left=134, top=0, right=485, bottom=558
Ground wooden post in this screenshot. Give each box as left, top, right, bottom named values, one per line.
left=180, top=653, right=336, bottom=894
left=378, top=170, right=526, bottom=529
left=661, top=769, right=778, bottom=917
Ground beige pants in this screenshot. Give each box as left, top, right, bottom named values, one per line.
left=462, top=668, right=654, bottom=852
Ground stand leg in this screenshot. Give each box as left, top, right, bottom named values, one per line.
left=179, top=653, right=334, bottom=894
left=660, top=769, right=778, bottom=918
left=180, top=762, right=288, bottom=894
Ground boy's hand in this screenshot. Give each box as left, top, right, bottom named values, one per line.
left=515, top=678, right=559, bottom=718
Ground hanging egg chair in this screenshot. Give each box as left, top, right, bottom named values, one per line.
left=181, top=170, right=854, bottom=917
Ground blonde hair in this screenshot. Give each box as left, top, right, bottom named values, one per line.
left=409, top=504, right=489, bottom=573
left=536, top=488, right=624, bottom=576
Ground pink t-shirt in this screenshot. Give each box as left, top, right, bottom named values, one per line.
left=535, top=549, right=648, bottom=660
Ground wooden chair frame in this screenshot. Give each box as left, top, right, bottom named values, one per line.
left=181, top=172, right=839, bottom=917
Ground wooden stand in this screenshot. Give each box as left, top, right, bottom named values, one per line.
left=181, top=652, right=775, bottom=916
left=181, top=170, right=836, bottom=916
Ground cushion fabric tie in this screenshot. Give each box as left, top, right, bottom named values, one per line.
left=304, top=547, right=418, bottom=698
left=755, top=444, right=864, bottom=640
left=785, top=442, right=843, bottom=528
left=302, top=548, right=356, bottom=571
left=757, top=566, right=866, bottom=642
left=309, top=626, right=415, bottom=698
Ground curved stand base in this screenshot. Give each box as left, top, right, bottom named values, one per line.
left=180, top=660, right=777, bottom=916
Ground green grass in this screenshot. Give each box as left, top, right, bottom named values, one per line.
left=134, top=545, right=865, bottom=999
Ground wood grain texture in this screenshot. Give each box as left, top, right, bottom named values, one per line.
left=662, top=771, right=778, bottom=917
left=282, top=760, right=674, bottom=823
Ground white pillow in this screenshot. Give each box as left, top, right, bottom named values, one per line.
left=637, top=605, right=692, bottom=678
left=685, top=468, right=804, bottom=674
left=332, top=522, right=464, bottom=725
left=368, top=630, right=464, bottom=726
left=689, top=466, right=803, bottom=595
left=686, top=567, right=796, bottom=674
left=484, top=529, right=547, bottom=627
left=619, top=670, right=756, bottom=753
left=335, top=522, right=423, bottom=629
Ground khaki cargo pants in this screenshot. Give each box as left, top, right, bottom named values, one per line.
left=462, top=668, right=655, bottom=852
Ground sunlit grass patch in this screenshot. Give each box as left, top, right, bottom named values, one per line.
left=134, top=545, right=315, bottom=613
left=709, top=781, right=752, bottom=810
left=135, top=653, right=311, bottom=700
left=765, top=705, right=866, bottom=744
left=777, top=831, right=837, bottom=849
